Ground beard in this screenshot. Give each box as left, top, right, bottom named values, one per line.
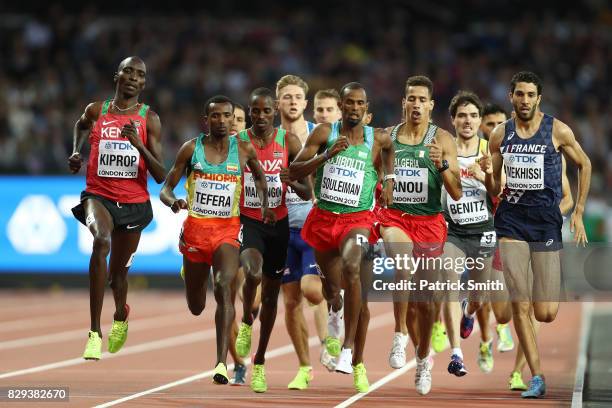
left=515, top=105, right=537, bottom=121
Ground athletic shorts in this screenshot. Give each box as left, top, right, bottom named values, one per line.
left=179, top=216, right=241, bottom=264
left=378, top=208, right=447, bottom=258
left=72, top=191, right=153, bottom=233
left=446, top=228, right=496, bottom=259
left=281, top=228, right=319, bottom=284
left=240, top=215, right=289, bottom=279
left=494, top=201, right=563, bottom=252
left=301, top=206, right=376, bottom=252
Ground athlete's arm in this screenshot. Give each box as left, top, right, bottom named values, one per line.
left=428, top=129, right=462, bottom=201
left=242, top=141, right=274, bottom=224
left=138, top=110, right=166, bottom=183
left=280, top=132, right=312, bottom=201
left=289, top=123, right=344, bottom=180
left=69, top=102, right=99, bottom=174
left=554, top=120, right=591, bottom=245
left=160, top=140, right=195, bottom=213
left=376, top=128, right=395, bottom=207
left=559, top=155, right=574, bottom=215
left=481, top=123, right=505, bottom=197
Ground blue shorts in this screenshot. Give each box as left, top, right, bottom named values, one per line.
left=494, top=200, right=563, bottom=252
left=281, top=228, right=319, bottom=284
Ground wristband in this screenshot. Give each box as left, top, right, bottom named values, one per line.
left=383, top=174, right=396, bottom=181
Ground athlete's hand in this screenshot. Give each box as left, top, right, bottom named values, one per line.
left=123, top=119, right=144, bottom=150
left=279, top=167, right=292, bottom=184
left=328, top=135, right=349, bottom=158
left=425, top=138, right=442, bottom=168
left=68, top=152, right=83, bottom=174
left=262, top=208, right=277, bottom=225
left=170, top=199, right=188, bottom=213
left=570, top=212, right=588, bottom=247
left=469, top=162, right=486, bottom=182
left=380, top=181, right=394, bottom=208
left=478, top=153, right=493, bottom=175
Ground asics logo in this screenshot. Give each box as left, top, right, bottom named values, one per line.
left=545, top=239, right=554, bottom=247
left=102, top=120, right=118, bottom=126
left=508, top=131, right=515, bottom=140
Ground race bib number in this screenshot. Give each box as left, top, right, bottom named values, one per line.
left=393, top=166, right=428, bottom=204
left=320, top=162, right=364, bottom=207
left=447, top=188, right=488, bottom=225
left=503, top=153, right=544, bottom=190
left=97, top=140, right=140, bottom=178
left=480, top=231, right=496, bottom=247
left=285, top=185, right=305, bottom=205
left=191, top=176, right=237, bottom=217
left=243, top=172, right=283, bottom=208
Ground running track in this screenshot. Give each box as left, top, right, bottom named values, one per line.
left=0, top=290, right=584, bottom=407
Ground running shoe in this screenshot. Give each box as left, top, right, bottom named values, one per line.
left=230, top=363, right=247, bottom=386
left=353, top=363, right=369, bottom=393
left=320, top=347, right=336, bottom=371
left=509, top=371, right=528, bottom=391
left=287, top=366, right=313, bottom=390
left=431, top=321, right=448, bottom=353
left=83, top=331, right=102, bottom=360
left=521, top=375, right=546, bottom=398
left=389, top=332, right=408, bottom=369
left=235, top=322, right=252, bottom=358
left=415, top=356, right=432, bottom=395
left=213, top=362, right=229, bottom=385
left=108, top=304, right=130, bottom=353
left=335, top=348, right=353, bottom=374
left=326, top=293, right=344, bottom=357
left=477, top=341, right=494, bottom=373
left=447, top=354, right=468, bottom=377
left=496, top=323, right=515, bottom=352
left=460, top=299, right=475, bottom=339
left=251, top=364, right=267, bottom=393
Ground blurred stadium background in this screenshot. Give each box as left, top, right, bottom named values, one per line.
left=0, top=1, right=610, bottom=284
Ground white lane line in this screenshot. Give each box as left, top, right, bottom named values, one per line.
left=571, top=301, right=593, bottom=408
left=93, top=312, right=395, bottom=407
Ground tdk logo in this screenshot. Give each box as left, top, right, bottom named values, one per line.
left=513, top=155, right=537, bottom=163
left=464, top=189, right=481, bottom=198
left=266, top=175, right=280, bottom=183
left=105, top=141, right=133, bottom=150
left=201, top=181, right=230, bottom=191
left=329, top=166, right=357, bottom=178
left=396, top=168, right=422, bottom=177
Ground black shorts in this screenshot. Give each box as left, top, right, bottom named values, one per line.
left=446, top=228, right=496, bottom=259
left=240, top=215, right=289, bottom=279
left=72, top=191, right=153, bottom=233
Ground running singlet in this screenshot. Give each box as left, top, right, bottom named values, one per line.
left=239, top=128, right=289, bottom=221
left=185, top=134, right=242, bottom=219
left=285, top=121, right=316, bottom=228
left=500, top=114, right=562, bottom=207
left=86, top=99, right=150, bottom=203
left=389, top=123, right=442, bottom=215
left=442, top=138, right=494, bottom=232
left=314, top=121, right=377, bottom=214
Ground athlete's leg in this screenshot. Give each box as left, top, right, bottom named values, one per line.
left=212, top=243, right=239, bottom=366
left=353, top=246, right=374, bottom=365
left=108, top=230, right=142, bottom=321
left=229, top=272, right=244, bottom=366
left=283, top=282, right=310, bottom=366
left=301, top=274, right=324, bottom=305
left=240, top=249, right=263, bottom=326
left=477, top=303, right=493, bottom=343
left=253, top=273, right=282, bottom=365
left=441, top=242, right=464, bottom=352
left=183, top=256, right=211, bottom=316
left=531, top=251, right=561, bottom=323
left=315, top=250, right=343, bottom=313
left=490, top=264, right=513, bottom=324
left=513, top=307, right=540, bottom=373
left=314, top=300, right=328, bottom=342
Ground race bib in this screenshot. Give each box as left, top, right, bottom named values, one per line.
left=480, top=231, right=496, bottom=247
left=191, top=176, right=237, bottom=218
left=447, top=188, right=488, bottom=225
left=393, top=166, right=428, bottom=204
left=97, top=140, right=140, bottom=178
left=285, top=185, right=305, bottom=205
left=319, top=162, right=364, bottom=207
left=243, top=172, right=283, bottom=208
left=503, top=153, right=544, bottom=190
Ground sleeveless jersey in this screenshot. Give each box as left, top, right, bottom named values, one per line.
left=86, top=100, right=150, bottom=203
left=185, top=134, right=242, bottom=220
left=285, top=121, right=316, bottom=228
left=389, top=123, right=442, bottom=215
left=442, top=138, right=494, bottom=233
left=500, top=114, right=562, bottom=207
left=314, top=121, right=377, bottom=214
left=239, top=128, right=289, bottom=221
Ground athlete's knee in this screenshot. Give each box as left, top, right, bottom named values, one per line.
left=283, top=294, right=302, bottom=311
left=92, top=234, right=111, bottom=256
left=302, top=285, right=324, bottom=305
left=243, top=263, right=262, bottom=282
left=213, top=281, right=231, bottom=304
left=342, top=258, right=361, bottom=283
left=492, top=303, right=512, bottom=324
left=534, top=305, right=558, bottom=323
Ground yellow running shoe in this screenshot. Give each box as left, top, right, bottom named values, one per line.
left=431, top=321, right=448, bottom=353
left=353, top=363, right=369, bottom=393
left=83, top=331, right=102, bottom=360
left=288, top=366, right=313, bottom=390
left=477, top=341, right=494, bottom=373
left=235, top=322, right=252, bottom=358
left=108, top=304, right=130, bottom=353
left=325, top=336, right=341, bottom=357
left=509, top=371, right=528, bottom=391
left=213, top=362, right=229, bottom=385
left=251, top=364, right=267, bottom=393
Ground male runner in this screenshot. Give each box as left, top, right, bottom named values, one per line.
left=234, top=87, right=310, bottom=393
left=479, top=71, right=591, bottom=398
left=160, top=95, right=267, bottom=384
left=69, top=56, right=165, bottom=361
left=379, top=75, right=462, bottom=395
left=290, top=82, right=395, bottom=392
left=313, top=89, right=342, bottom=124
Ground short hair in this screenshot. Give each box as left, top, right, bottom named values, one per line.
left=314, top=89, right=341, bottom=102
left=405, top=75, right=433, bottom=98
left=448, top=91, right=483, bottom=118
left=339, top=82, right=366, bottom=100
left=250, top=87, right=275, bottom=104
left=233, top=102, right=245, bottom=113
left=204, top=95, right=234, bottom=115
left=510, top=71, right=542, bottom=95
left=482, top=103, right=508, bottom=119
left=276, top=75, right=309, bottom=97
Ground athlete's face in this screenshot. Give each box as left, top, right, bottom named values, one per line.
left=480, top=112, right=507, bottom=140
left=231, top=107, right=246, bottom=133
left=205, top=102, right=233, bottom=138
left=114, top=58, right=146, bottom=97
left=341, top=88, right=368, bottom=127
left=249, top=95, right=276, bottom=134
left=452, top=103, right=481, bottom=140
left=313, top=97, right=341, bottom=124
left=277, top=85, right=307, bottom=121
left=403, top=86, right=434, bottom=125
left=510, top=82, right=541, bottom=122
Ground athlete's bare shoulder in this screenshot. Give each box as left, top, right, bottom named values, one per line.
left=488, top=120, right=508, bottom=150
left=82, top=101, right=103, bottom=122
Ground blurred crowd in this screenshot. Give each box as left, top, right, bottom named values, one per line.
left=0, top=3, right=610, bottom=236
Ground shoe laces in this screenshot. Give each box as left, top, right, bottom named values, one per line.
left=110, top=321, right=127, bottom=337
left=479, top=342, right=492, bottom=356
left=253, top=365, right=264, bottom=377
left=529, top=376, right=543, bottom=389
left=391, top=336, right=405, bottom=355
left=354, top=363, right=366, bottom=376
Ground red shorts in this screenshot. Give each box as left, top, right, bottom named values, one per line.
left=301, top=207, right=376, bottom=252
left=179, top=216, right=241, bottom=264
left=492, top=247, right=503, bottom=270
left=378, top=208, right=447, bottom=258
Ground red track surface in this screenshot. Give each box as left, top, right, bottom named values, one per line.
left=0, top=290, right=580, bottom=407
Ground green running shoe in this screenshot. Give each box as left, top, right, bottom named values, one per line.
left=477, top=341, right=494, bottom=373
left=325, top=336, right=341, bottom=358
left=251, top=364, right=267, bottom=393
left=108, top=304, right=130, bottom=353
left=235, top=322, right=252, bottom=358
left=496, top=323, right=515, bottom=352
left=353, top=363, right=369, bottom=393
left=213, top=362, right=229, bottom=385
left=287, top=366, right=313, bottom=390
left=431, top=321, right=448, bottom=353
left=83, top=331, right=102, bottom=360
left=509, top=371, right=528, bottom=391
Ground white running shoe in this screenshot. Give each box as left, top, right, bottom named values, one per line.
left=389, top=332, right=408, bottom=369
left=327, top=292, right=345, bottom=339
left=320, top=347, right=337, bottom=372
left=415, top=356, right=432, bottom=395
left=335, top=348, right=353, bottom=374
